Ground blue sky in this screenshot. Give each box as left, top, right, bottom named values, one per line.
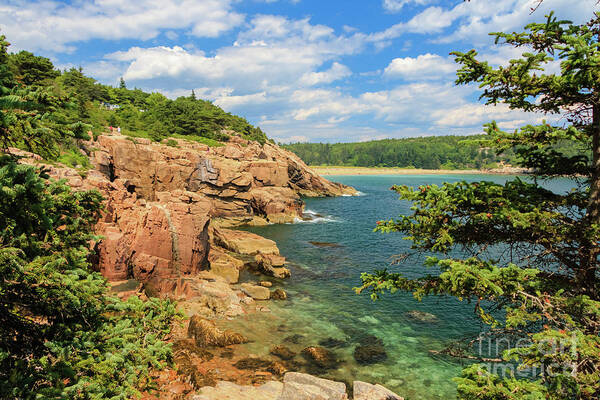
left=1, top=0, right=597, bottom=143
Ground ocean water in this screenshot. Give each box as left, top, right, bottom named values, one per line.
left=230, top=174, right=573, bottom=399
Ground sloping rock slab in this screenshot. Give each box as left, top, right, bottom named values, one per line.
left=193, top=380, right=284, bottom=400
left=278, top=372, right=348, bottom=400
left=353, top=381, right=404, bottom=400
left=214, top=228, right=279, bottom=255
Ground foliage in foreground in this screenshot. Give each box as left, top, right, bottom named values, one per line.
left=0, top=35, right=179, bottom=399
left=359, top=12, right=600, bottom=399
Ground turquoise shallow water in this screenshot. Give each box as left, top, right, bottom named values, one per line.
left=232, top=174, right=571, bottom=399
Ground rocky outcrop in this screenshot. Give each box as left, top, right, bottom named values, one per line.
left=12, top=132, right=354, bottom=297
left=89, top=134, right=356, bottom=225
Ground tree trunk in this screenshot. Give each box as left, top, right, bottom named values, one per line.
left=590, top=105, right=600, bottom=222
left=582, top=104, right=600, bottom=298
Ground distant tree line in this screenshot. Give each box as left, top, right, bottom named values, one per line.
left=283, top=136, right=513, bottom=169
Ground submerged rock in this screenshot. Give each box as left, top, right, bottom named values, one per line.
left=353, top=335, right=387, bottom=365
left=405, top=310, right=439, bottom=323
left=188, top=315, right=247, bottom=347
left=353, top=344, right=387, bottom=365
left=270, top=345, right=297, bottom=360
left=234, top=357, right=273, bottom=370
left=309, top=241, right=343, bottom=248
left=318, top=337, right=348, bottom=349
left=259, top=281, right=273, bottom=287
left=172, top=339, right=217, bottom=390
left=233, top=358, right=287, bottom=376
left=301, top=346, right=338, bottom=369
left=271, top=288, right=288, bottom=300
left=283, top=334, right=304, bottom=344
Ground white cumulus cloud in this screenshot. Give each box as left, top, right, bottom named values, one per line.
left=0, top=0, right=244, bottom=53
left=384, top=54, right=456, bottom=80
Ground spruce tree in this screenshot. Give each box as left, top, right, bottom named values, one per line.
left=0, top=34, right=178, bottom=399
left=359, top=12, right=600, bottom=399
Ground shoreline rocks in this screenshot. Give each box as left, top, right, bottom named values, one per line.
left=240, top=283, right=271, bottom=300
left=193, top=372, right=404, bottom=400
left=188, top=315, right=248, bottom=347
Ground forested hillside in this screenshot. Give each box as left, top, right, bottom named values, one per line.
left=4, top=48, right=268, bottom=163
left=283, top=136, right=511, bottom=169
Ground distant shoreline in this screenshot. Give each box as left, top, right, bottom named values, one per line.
left=311, top=166, right=526, bottom=176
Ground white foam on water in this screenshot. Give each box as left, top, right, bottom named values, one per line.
left=295, top=209, right=340, bottom=223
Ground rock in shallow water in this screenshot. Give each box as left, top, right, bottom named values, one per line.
left=270, top=345, right=297, bottom=360
left=283, top=334, right=304, bottom=344
left=188, top=315, right=247, bottom=347
left=240, top=283, right=271, bottom=300
left=405, top=310, right=439, bottom=323
left=318, top=337, right=348, bottom=349
left=301, top=346, right=338, bottom=369
left=353, top=336, right=387, bottom=365
left=233, top=357, right=287, bottom=376
left=309, top=241, right=343, bottom=248
left=271, top=288, right=288, bottom=300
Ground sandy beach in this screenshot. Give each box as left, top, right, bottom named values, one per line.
left=311, top=166, right=523, bottom=176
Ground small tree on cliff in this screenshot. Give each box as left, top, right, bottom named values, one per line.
left=359, top=12, right=600, bottom=399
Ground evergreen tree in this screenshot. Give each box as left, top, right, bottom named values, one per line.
left=8, top=50, right=59, bottom=87
left=119, top=76, right=126, bottom=89
left=359, top=12, right=600, bottom=399
left=0, top=35, right=178, bottom=399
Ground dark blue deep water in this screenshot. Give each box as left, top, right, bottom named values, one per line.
left=229, top=174, right=573, bottom=399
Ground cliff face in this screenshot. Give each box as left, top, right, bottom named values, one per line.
left=22, top=132, right=355, bottom=297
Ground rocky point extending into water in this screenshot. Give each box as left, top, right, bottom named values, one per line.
left=12, top=131, right=406, bottom=399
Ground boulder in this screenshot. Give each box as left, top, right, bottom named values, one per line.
left=208, top=247, right=244, bottom=283
left=405, top=310, right=439, bottom=323
left=318, top=338, right=348, bottom=349
left=278, top=372, right=348, bottom=400
left=260, top=281, right=273, bottom=287
left=353, top=344, right=387, bottom=365
left=240, top=283, right=271, bottom=300
left=214, top=228, right=279, bottom=256
left=271, top=288, right=288, bottom=300
left=270, top=345, right=297, bottom=360
left=188, top=315, right=247, bottom=347
left=352, top=381, right=404, bottom=400
left=233, top=358, right=287, bottom=376
left=301, top=346, right=338, bottom=369
left=353, top=335, right=387, bottom=365
left=254, top=252, right=291, bottom=278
